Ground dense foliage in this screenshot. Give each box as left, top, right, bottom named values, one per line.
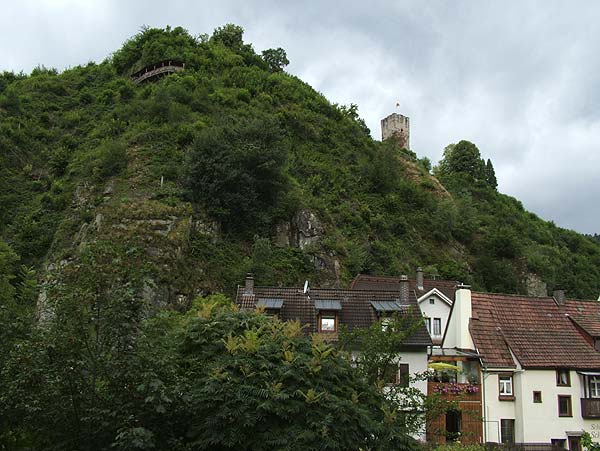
left=0, top=295, right=420, bottom=450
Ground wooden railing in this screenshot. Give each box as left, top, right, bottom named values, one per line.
left=581, top=397, right=600, bottom=418
left=131, top=60, right=185, bottom=84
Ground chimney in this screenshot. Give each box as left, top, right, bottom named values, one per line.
left=553, top=289, right=566, bottom=305
left=443, top=284, right=475, bottom=350
left=399, top=275, right=409, bottom=302
left=244, top=273, right=254, bottom=296
left=416, top=267, right=424, bottom=291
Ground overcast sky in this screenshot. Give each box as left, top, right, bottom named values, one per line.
left=2, top=1, right=599, bottom=234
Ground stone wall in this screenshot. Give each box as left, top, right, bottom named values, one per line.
left=381, top=113, right=410, bottom=149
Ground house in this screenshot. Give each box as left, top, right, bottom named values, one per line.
left=235, top=274, right=432, bottom=403
left=442, top=285, right=600, bottom=449
left=351, top=269, right=457, bottom=345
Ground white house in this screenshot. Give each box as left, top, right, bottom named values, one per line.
left=418, top=287, right=453, bottom=345
left=442, top=286, right=600, bottom=450
left=351, top=268, right=457, bottom=346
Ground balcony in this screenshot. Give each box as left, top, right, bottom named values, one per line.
left=581, top=398, right=600, bottom=418
left=428, top=382, right=482, bottom=401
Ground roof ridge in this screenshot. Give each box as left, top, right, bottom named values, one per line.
left=472, top=291, right=554, bottom=300
left=473, top=290, right=599, bottom=304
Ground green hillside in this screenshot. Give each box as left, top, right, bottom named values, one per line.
left=1, top=23, right=600, bottom=313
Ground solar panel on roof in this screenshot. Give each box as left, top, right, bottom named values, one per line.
left=256, top=298, right=284, bottom=309
left=370, top=300, right=402, bottom=312
left=314, top=299, right=342, bottom=311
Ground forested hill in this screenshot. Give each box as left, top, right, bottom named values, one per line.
left=1, top=24, right=600, bottom=315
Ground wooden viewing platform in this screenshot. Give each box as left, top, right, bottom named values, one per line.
left=131, top=60, right=185, bottom=84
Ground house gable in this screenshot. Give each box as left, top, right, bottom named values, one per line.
left=417, top=288, right=453, bottom=307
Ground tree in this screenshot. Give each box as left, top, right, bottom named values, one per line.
left=210, top=24, right=245, bottom=51
left=0, top=240, right=158, bottom=450
left=485, top=158, right=498, bottom=189
left=339, top=311, right=445, bottom=440
left=582, top=432, right=600, bottom=451
left=261, top=48, right=289, bottom=72
left=180, top=304, right=415, bottom=450
left=184, top=116, right=290, bottom=232
left=1, top=293, right=423, bottom=450
left=436, top=140, right=485, bottom=182
left=250, top=236, right=275, bottom=284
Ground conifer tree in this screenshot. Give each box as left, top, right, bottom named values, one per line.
left=485, top=158, right=498, bottom=189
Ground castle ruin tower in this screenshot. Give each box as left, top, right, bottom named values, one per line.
left=381, top=113, right=410, bottom=149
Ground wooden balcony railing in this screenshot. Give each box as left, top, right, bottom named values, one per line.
left=581, top=398, right=600, bottom=418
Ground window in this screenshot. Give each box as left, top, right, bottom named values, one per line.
left=399, top=363, right=410, bottom=387
left=557, top=369, right=570, bottom=386
left=558, top=395, right=572, bottom=417
left=381, top=317, right=392, bottom=331
left=501, top=419, right=515, bottom=444
left=533, top=391, right=542, bottom=403
left=590, top=376, right=600, bottom=398
left=382, top=363, right=409, bottom=386
left=445, top=409, right=462, bottom=442
left=568, top=436, right=581, bottom=451
left=433, top=318, right=442, bottom=336
left=429, top=298, right=435, bottom=305
left=424, top=317, right=431, bottom=334
left=381, top=364, right=398, bottom=384
left=499, top=375, right=513, bottom=398
left=319, top=314, right=336, bottom=332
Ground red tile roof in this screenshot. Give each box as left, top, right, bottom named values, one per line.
left=563, top=300, right=600, bottom=338
left=469, top=292, right=600, bottom=369
left=350, top=274, right=458, bottom=301
left=235, top=286, right=432, bottom=347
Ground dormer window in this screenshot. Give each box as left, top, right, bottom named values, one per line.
left=256, top=298, right=283, bottom=316
left=315, top=299, right=342, bottom=333
left=429, top=298, right=435, bottom=305
left=319, top=314, right=337, bottom=332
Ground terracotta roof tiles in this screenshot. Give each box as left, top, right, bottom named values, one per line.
left=350, top=274, right=458, bottom=301
left=235, top=285, right=432, bottom=347
left=470, top=292, right=600, bottom=370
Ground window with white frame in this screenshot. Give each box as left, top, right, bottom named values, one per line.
left=433, top=318, right=442, bottom=336
left=424, top=317, right=431, bottom=334
left=429, top=298, right=435, bottom=305
left=590, top=376, right=600, bottom=398
left=499, top=375, right=513, bottom=397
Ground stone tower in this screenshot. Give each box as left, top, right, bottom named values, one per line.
left=381, top=113, right=410, bottom=149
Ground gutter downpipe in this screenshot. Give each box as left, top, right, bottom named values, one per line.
left=482, top=361, right=487, bottom=443
left=481, top=363, right=525, bottom=443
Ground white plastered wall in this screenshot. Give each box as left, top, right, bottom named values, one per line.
left=418, top=292, right=452, bottom=343
left=483, top=369, right=600, bottom=443
left=443, top=288, right=475, bottom=350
